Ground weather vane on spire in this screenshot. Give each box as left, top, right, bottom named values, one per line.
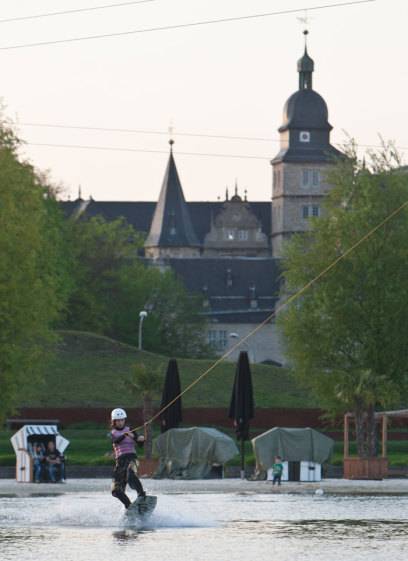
left=297, top=10, right=312, bottom=47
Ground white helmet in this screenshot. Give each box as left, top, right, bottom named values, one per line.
left=111, top=408, right=127, bottom=421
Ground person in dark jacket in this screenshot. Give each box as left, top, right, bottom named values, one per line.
left=45, top=441, right=65, bottom=483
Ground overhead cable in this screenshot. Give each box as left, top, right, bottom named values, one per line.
left=0, top=1, right=375, bottom=51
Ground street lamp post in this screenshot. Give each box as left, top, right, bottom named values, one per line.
left=138, top=310, right=148, bottom=351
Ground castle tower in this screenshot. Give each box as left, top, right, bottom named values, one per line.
left=270, top=32, right=342, bottom=257
left=145, top=141, right=200, bottom=258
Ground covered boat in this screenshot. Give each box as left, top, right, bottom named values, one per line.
left=252, top=427, right=334, bottom=482
left=154, top=427, right=238, bottom=479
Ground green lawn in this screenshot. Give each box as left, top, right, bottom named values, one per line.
left=331, top=440, right=408, bottom=467
left=0, top=427, right=235, bottom=467
left=19, top=330, right=314, bottom=409
left=2, top=428, right=408, bottom=468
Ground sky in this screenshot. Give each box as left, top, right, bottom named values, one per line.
left=0, top=0, right=406, bottom=202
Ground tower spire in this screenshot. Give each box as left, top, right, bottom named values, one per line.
left=297, top=29, right=314, bottom=90
left=144, top=141, right=199, bottom=255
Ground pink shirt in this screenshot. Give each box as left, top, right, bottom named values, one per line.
left=111, top=426, right=136, bottom=459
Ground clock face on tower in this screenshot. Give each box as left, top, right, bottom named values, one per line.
left=299, top=131, right=311, bottom=143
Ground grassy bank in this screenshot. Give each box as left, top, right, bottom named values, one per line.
left=0, top=427, right=238, bottom=467
left=19, top=330, right=313, bottom=409
left=1, top=428, right=408, bottom=468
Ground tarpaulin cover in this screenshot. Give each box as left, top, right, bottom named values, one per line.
left=154, top=427, right=239, bottom=479
left=252, top=427, right=334, bottom=470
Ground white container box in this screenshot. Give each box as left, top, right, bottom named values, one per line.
left=267, top=461, right=321, bottom=482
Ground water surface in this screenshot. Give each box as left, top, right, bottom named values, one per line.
left=1, top=492, right=407, bottom=560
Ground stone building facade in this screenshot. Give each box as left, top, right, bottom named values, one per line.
left=64, top=40, right=341, bottom=364
left=202, top=187, right=269, bottom=258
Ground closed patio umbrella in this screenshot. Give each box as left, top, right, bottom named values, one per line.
left=228, top=351, right=254, bottom=479
left=160, top=359, right=183, bottom=433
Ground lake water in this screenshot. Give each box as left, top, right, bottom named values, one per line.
left=1, top=492, right=408, bottom=561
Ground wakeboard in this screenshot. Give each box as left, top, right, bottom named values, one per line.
left=126, top=495, right=157, bottom=520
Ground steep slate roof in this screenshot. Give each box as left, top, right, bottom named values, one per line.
left=60, top=200, right=272, bottom=244
left=145, top=147, right=199, bottom=247
left=78, top=200, right=156, bottom=233
left=272, top=142, right=343, bottom=165
left=60, top=200, right=81, bottom=217
left=168, top=257, right=282, bottom=324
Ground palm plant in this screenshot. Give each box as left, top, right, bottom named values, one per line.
left=127, top=363, right=161, bottom=459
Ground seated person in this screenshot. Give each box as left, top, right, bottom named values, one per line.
left=31, top=442, right=45, bottom=483
left=45, top=441, right=65, bottom=483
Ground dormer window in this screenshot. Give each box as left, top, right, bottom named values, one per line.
left=226, top=269, right=233, bottom=288
left=249, top=282, right=257, bottom=308
left=169, top=210, right=176, bottom=236
left=226, top=230, right=235, bottom=241
left=202, top=285, right=209, bottom=308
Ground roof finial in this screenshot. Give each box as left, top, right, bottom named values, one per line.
left=225, top=186, right=229, bottom=201
left=234, top=178, right=238, bottom=197
left=244, top=188, right=248, bottom=202
left=303, top=28, right=309, bottom=51
left=168, top=120, right=174, bottom=151
left=78, top=184, right=82, bottom=200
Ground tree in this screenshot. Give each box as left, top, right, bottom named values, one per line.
left=115, top=265, right=209, bottom=357
left=65, top=215, right=209, bottom=357
left=0, top=122, right=70, bottom=421
left=64, top=215, right=142, bottom=332
left=126, top=363, right=162, bottom=459
left=279, top=143, right=408, bottom=457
